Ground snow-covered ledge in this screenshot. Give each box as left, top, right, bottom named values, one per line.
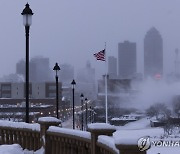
left=87, top=123, right=116, bottom=154
left=87, top=123, right=116, bottom=133
left=38, top=117, right=61, bottom=124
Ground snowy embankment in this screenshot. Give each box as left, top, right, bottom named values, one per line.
left=115, top=118, right=180, bottom=154
left=116, top=117, right=151, bottom=130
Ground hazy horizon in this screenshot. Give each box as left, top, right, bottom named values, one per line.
left=1, top=0, right=180, bottom=79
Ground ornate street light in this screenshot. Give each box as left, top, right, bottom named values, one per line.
left=21, top=3, right=33, bottom=123
left=85, top=98, right=88, bottom=130
left=53, top=63, right=60, bottom=119
left=71, top=79, right=76, bottom=129
left=80, top=93, right=84, bottom=130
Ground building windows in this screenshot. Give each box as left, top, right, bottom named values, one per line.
left=48, top=93, right=56, bottom=98
left=1, top=83, right=11, bottom=98
left=49, top=85, right=56, bottom=90
left=1, top=85, right=11, bottom=91
left=1, top=93, right=11, bottom=98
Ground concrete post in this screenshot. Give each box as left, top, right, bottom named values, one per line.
left=87, top=123, right=116, bottom=154
left=38, top=117, right=61, bottom=152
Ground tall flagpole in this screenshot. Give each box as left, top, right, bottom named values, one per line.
left=105, top=42, right=108, bottom=123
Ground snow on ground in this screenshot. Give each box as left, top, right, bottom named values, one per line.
left=0, top=144, right=24, bottom=154
left=62, top=118, right=73, bottom=129
left=0, top=144, right=44, bottom=154
left=116, top=118, right=151, bottom=130
left=114, top=128, right=164, bottom=145
left=115, top=118, right=180, bottom=153
left=148, top=146, right=180, bottom=154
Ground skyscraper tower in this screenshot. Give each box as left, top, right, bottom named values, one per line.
left=175, top=48, right=180, bottom=75
left=108, top=56, right=117, bottom=78
left=144, top=27, right=163, bottom=78
left=118, top=41, right=137, bottom=78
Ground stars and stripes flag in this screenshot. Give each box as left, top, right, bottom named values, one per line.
left=93, top=49, right=105, bottom=61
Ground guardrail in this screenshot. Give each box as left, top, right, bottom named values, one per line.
left=0, top=118, right=147, bottom=154
left=0, top=121, right=40, bottom=151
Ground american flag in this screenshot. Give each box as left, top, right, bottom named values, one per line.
left=93, top=49, right=105, bottom=61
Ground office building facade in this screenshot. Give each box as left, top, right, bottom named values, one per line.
left=118, top=41, right=137, bottom=79
left=144, top=27, right=163, bottom=78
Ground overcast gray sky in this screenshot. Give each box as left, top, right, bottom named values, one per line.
left=0, top=0, right=180, bottom=78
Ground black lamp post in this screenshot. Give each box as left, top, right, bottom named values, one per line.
left=85, top=98, right=88, bottom=130
left=53, top=63, right=60, bottom=119
left=71, top=79, right=76, bottom=129
left=89, top=106, right=92, bottom=123
left=80, top=93, right=84, bottom=130
left=21, top=3, right=33, bottom=123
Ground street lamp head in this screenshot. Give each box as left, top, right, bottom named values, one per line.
left=53, top=63, right=60, bottom=71
left=80, top=93, right=84, bottom=100
left=71, top=79, right=76, bottom=89
left=21, top=3, right=33, bottom=26
left=85, top=98, right=88, bottom=102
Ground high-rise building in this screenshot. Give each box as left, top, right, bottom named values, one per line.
left=16, top=57, right=53, bottom=82
left=118, top=41, right=137, bottom=78
left=16, top=59, right=25, bottom=77
left=144, top=27, right=163, bottom=78
left=108, top=56, right=117, bottom=78
left=59, top=64, right=74, bottom=86
left=76, top=61, right=96, bottom=100
left=30, top=57, right=53, bottom=82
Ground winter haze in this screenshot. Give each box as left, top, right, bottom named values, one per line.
left=0, top=0, right=179, bottom=78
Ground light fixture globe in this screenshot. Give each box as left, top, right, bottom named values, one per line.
left=53, top=63, right=60, bottom=71
left=71, top=79, right=76, bottom=89
left=80, top=93, right=84, bottom=100
left=21, top=3, right=33, bottom=26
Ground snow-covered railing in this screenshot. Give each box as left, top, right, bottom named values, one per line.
left=46, top=127, right=91, bottom=154
left=39, top=120, right=119, bottom=154
left=0, top=118, right=150, bottom=154
left=0, top=120, right=41, bottom=151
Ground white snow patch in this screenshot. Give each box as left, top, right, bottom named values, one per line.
left=0, top=120, right=40, bottom=131
left=148, top=146, right=180, bottom=154
left=0, top=144, right=24, bottom=154
left=0, top=144, right=44, bottom=154
left=38, top=117, right=61, bottom=123
left=98, top=135, right=119, bottom=154
left=114, top=128, right=164, bottom=145
left=48, top=126, right=91, bottom=139
left=88, top=123, right=115, bottom=130
left=116, top=118, right=150, bottom=130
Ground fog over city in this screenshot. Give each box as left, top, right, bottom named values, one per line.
left=1, top=2, right=180, bottom=153
left=0, top=0, right=180, bottom=79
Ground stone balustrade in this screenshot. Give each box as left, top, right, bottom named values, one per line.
left=0, top=125, right=40, bottom=151
left=0, top=118, right=148, bottom=154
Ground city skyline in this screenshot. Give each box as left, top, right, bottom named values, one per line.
left=0, top=1, right=180, bottom=79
